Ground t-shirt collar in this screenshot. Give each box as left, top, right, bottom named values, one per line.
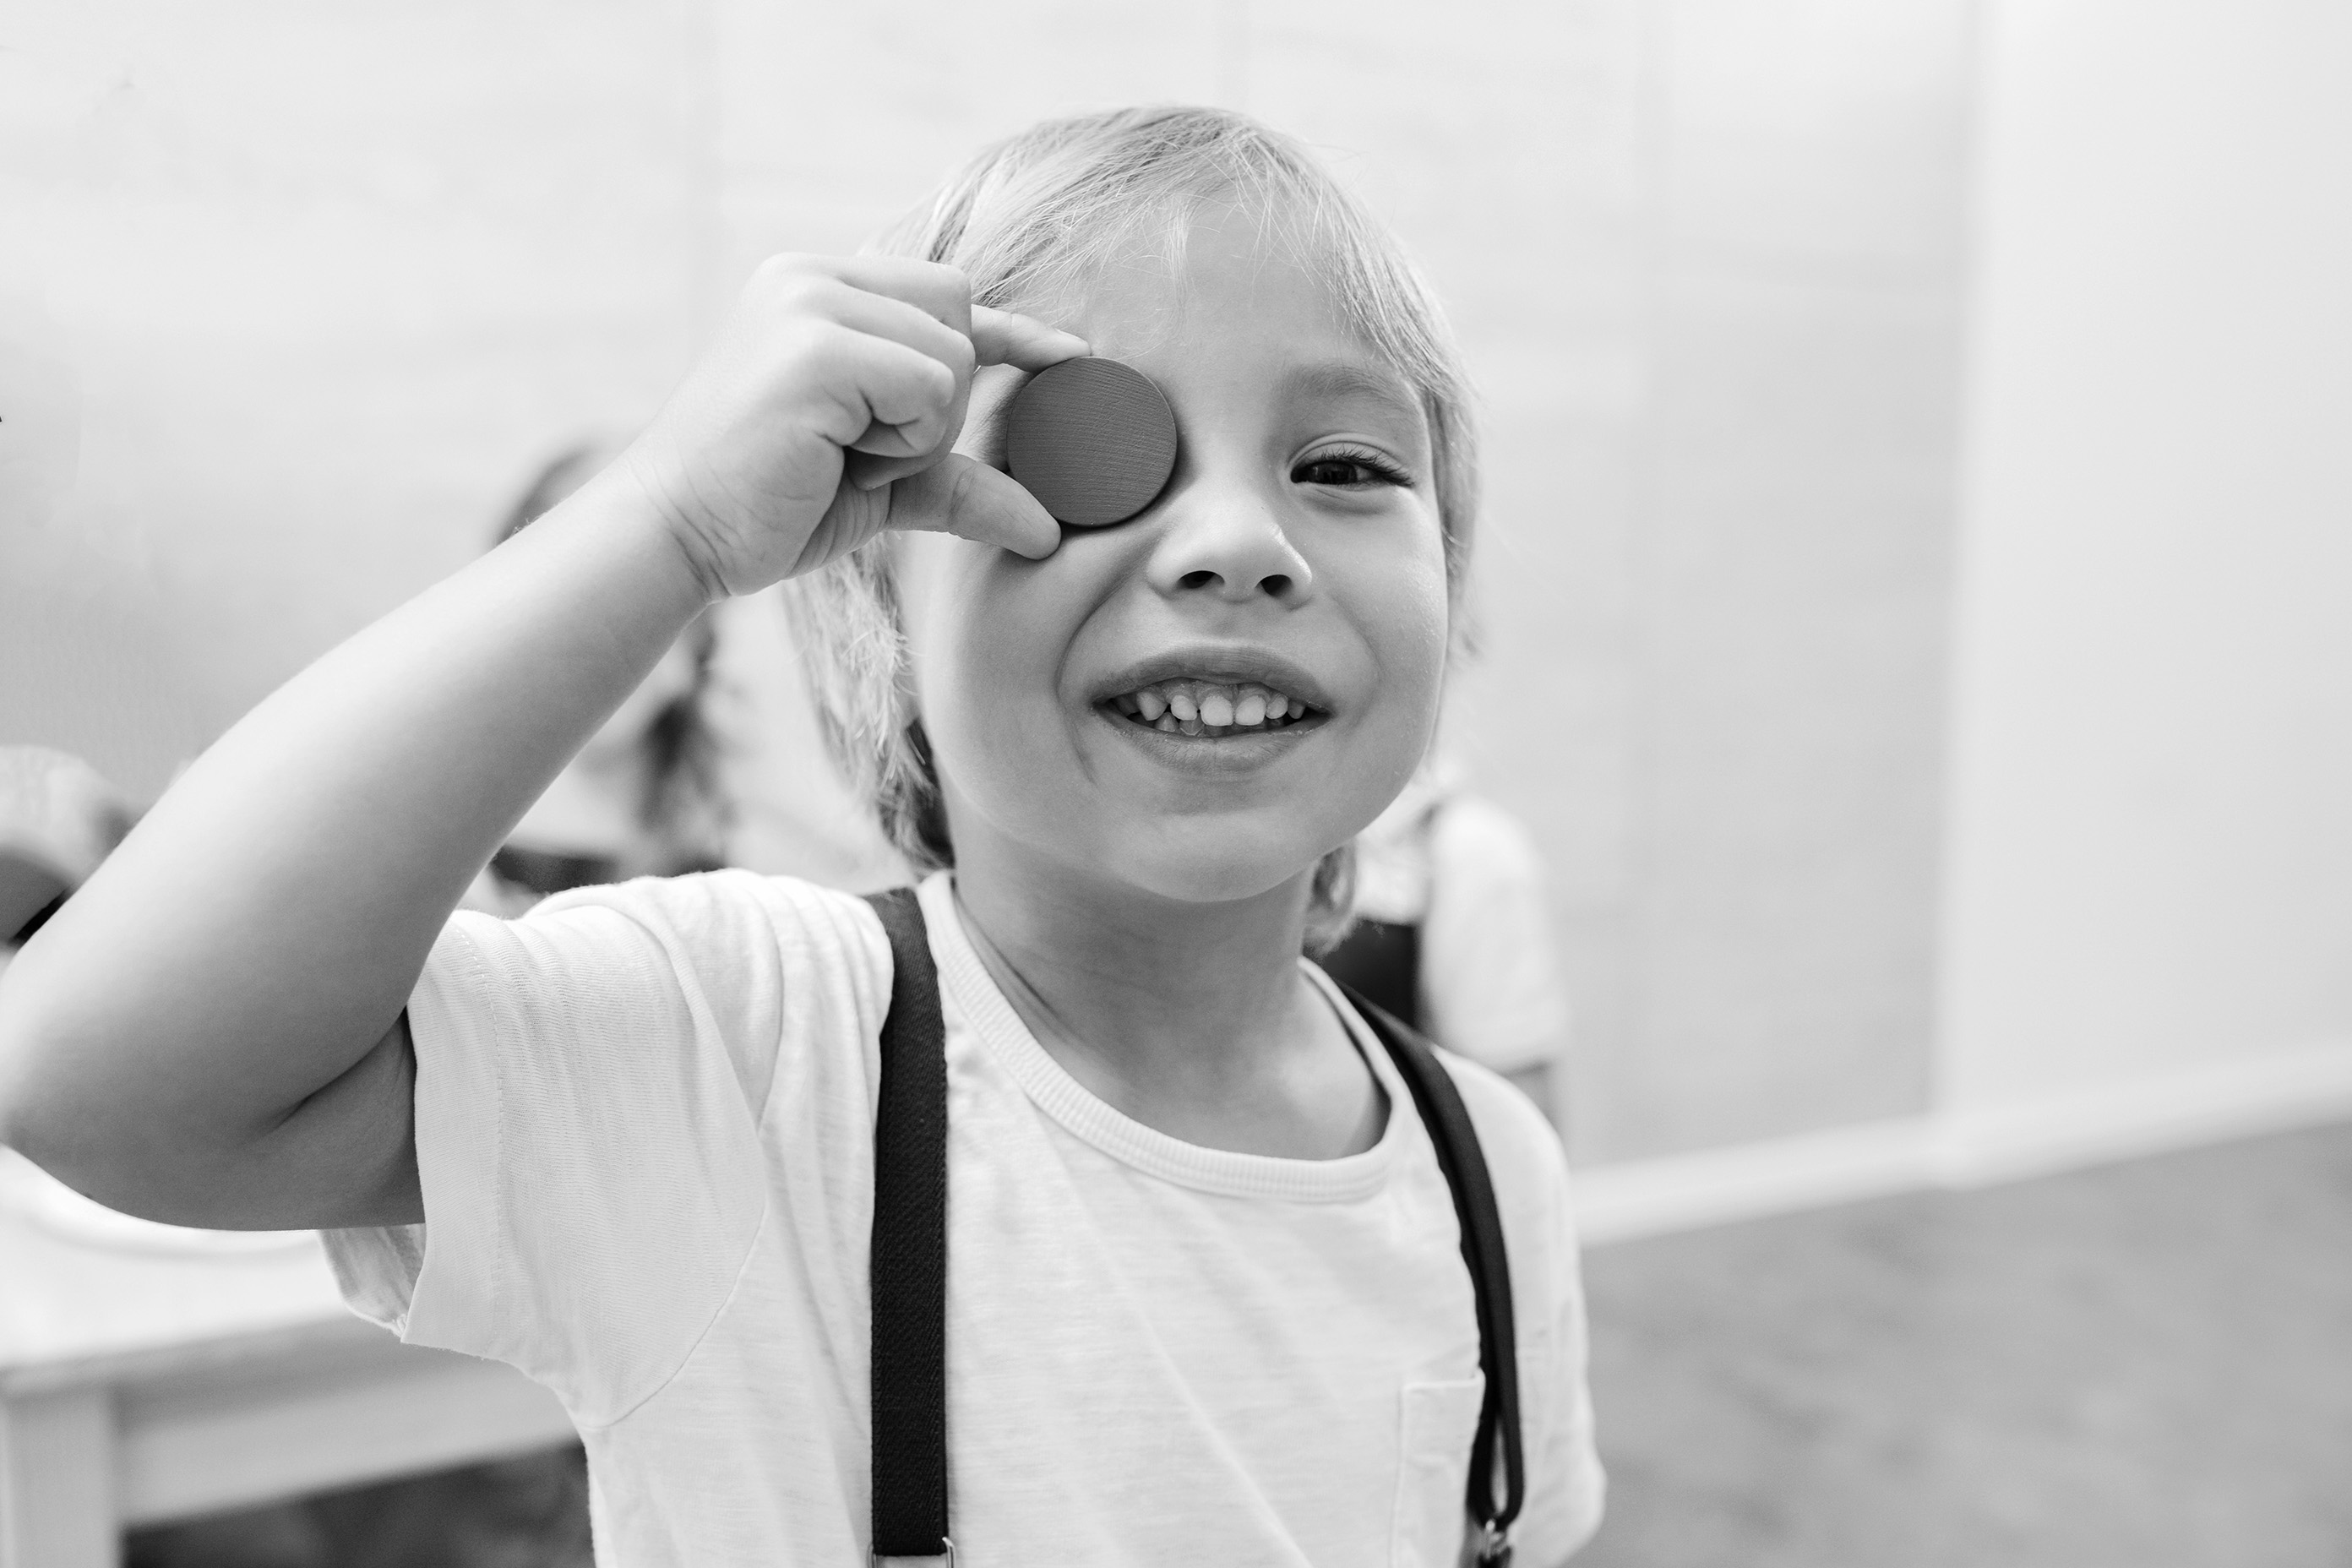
left=916, top=871, right=1411, bottom=1202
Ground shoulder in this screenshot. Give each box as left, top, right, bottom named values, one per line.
left=382, top=874, right=901, bottom=1415
left=464, top=869, right=895, bottom=1116
left=1433, top=1048, right=1576, bottom=1250
left=514, top=869, right=890, bottom=1001
left=526, top=866, right=879, bottom=954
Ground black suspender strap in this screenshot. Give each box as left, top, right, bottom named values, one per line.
left=1332, top=980, right=1527, bottom=1566
left=861, top=889, right=1523, bottom=1567
left=864, top=889, right=953, bottom=1565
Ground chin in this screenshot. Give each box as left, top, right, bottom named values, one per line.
left=1084, top=830, right=1331, bottom=916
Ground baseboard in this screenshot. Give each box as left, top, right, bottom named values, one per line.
left=1571, top=1038, right=2352, bottom=1247
left=1570, top=1115, right=1936, bottom=1246
left=1930, top=1038, right=2352, bottom=1190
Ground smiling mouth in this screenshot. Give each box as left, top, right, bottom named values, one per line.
left=1103, top=678, right=1322, bottom=738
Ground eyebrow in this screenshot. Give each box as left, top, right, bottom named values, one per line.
left=1282, top=361, right=1426, bottom=433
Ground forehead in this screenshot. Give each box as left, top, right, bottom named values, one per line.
left=1009, top=204, right=1427, bottom=437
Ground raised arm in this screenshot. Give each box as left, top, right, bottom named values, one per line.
left=0, top=257, right=1080, bottom=1230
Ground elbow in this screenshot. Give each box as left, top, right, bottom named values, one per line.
left=0, top=942, right=341, bottom=1230
left=0, top=944, right=161, bottom=1215
left=0, top=1000, right=195, bottom=1227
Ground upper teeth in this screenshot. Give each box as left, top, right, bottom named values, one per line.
left=1112, top=680, right=1308, bottom=737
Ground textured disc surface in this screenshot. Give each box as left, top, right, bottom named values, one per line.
left=1004, top=357, right=1178, bottom=527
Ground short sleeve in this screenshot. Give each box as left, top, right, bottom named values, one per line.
left=318, top=870, right=887, bottom=1425
left=1420, top=798, right=1571, bottom=1074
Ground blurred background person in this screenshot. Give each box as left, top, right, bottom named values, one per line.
left=1320, top=753, right=1570, bottom=1116
left=460, top=441, right=730, bottom=915
left=0, top=745, right=138, bottom=957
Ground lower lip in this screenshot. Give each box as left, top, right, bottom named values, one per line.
left=1094, top=704, right=1325, bottom=771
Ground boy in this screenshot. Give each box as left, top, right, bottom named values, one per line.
left=0, top=107, right=1603, bottom=1565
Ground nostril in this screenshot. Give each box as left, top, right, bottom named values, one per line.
left=1260, top=574, right=1293, bottom=597
left=1179, top=569, right=1220, bottom=591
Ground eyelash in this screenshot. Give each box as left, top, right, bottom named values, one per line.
left=1291, top=445, right=1414, bottom=489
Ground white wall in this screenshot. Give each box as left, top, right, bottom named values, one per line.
left=0, top=2, right=715, bottom=794
left=1941, top=0, right=2352, bottom=1113
left=1575, top=0, right=1966, bottom=1159
left=1, top=0, right=2001, bottom=1170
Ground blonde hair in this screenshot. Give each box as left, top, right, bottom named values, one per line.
left=785, top=106, right=1477, bottom=947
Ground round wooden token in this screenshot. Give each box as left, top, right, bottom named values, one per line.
left=1004, top=358, right=1179, bottom=527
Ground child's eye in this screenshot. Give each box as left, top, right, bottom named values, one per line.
left=1291, top=446, right=1413, bottom=489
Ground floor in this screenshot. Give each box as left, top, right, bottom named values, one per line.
left=1571, top=1120, right=2352, bottom=1568
left=127, top=1123, right=2352, bottom=1566
left=126, top=1450, right=591, bottom=1568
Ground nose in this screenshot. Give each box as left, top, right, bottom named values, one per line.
left=1141, top=478, right=1315, bottom=605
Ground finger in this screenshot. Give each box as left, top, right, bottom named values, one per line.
left=852, top=357, right=1035, bottom=488
left=971, top=306, right=1090, bottom=372
left=808, top=254, right=974, bottom=336
left=843, top=443, right=943, bottom=492
left=886, top=452, right=1061, bottom=560
left=844, top=412, right=941, bottom=460
left=841, top=362, right=974, bottom=484
left=841, top=448, right=912, bottom=489
left=809, top=278, right=977, bottom=384
left=950, top=362, right=1025, bottom=469
left=813, top=328, right=960, bottom=459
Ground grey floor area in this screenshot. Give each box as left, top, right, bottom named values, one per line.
left=131, top=1122, right=2352, bottom=1566
left=1571, top=1120, right=2352, bottom=1568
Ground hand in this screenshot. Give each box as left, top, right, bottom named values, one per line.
left=610, top=255, right=1087, bottom=600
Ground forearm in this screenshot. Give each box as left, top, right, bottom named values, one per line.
left=0, top=256, right=1077, bottom=1223
left=0, top=471, right=709, bottom=1201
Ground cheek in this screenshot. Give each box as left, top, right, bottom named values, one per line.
left=1393, top=563, right=1454, bottom=689
left=1346, top=525, right=1453, bottom=716
left=1338, top=533, right=1451, bottom=819
left=897, top=534, right=978, bottom=732
left=900, top=535, right=1087, bottom=792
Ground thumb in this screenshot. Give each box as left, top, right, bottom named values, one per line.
left=886, top=453, right=1061, bottom=560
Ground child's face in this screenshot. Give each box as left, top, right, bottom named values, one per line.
left=898, top=204, right=1451, bottom=917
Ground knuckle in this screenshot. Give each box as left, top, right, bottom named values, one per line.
left=944, top=458, right=979, bottom=515
left=784, top=318, right=835, bottom=361
left=753, top=251, right=818, bottom=286
left=776, top=272, right=836, bottom=314
left=754, top=256, right=854, bottom=318
left=785, top=323, right=852, bottom=383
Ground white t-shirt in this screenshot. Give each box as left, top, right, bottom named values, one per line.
left=1353, top=781, right=1571, bottom=1075
left=324, top=871, right=1604, bottom=1566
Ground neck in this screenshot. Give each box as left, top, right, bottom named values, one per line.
left=946, top=831, right=1381, bottom=1159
